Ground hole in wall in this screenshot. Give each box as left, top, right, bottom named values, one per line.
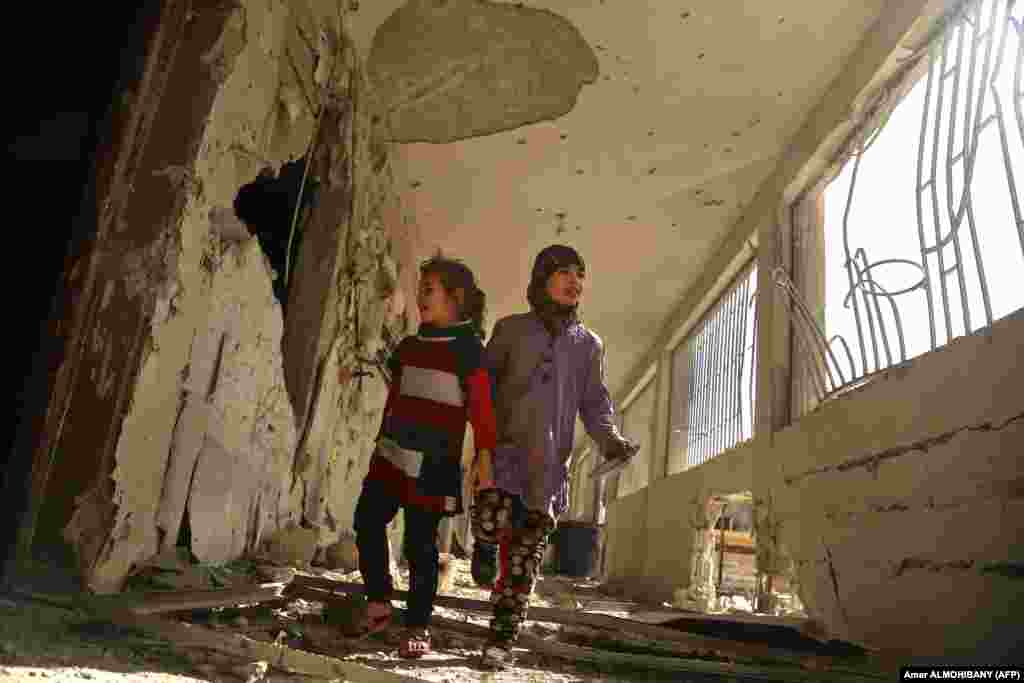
left=713, top=497, right=758, bottom=604
left=233, top=156, right=321, bottom=314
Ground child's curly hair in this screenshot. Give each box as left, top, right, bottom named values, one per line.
left=419, top=251, right=487, bottom=339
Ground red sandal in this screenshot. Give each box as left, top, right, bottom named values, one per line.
left=398, top=627, right=432, bottom=658
left=359, top=601, right=392, bottom=636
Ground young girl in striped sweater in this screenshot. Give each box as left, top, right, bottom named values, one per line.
left=353, top=253, right=496, bottom=659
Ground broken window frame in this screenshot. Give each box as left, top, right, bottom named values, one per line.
left=783, top=0, right=1024, bottom=417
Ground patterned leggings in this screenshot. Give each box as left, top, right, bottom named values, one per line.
left=471, top=488, right=556, bottom=643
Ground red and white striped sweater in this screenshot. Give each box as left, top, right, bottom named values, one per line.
left=364, top=321, right=496, bottom=515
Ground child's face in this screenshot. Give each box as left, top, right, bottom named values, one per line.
left=417, top=272, right=460, bottom=326
left=545, top=263, right=585, bottom=307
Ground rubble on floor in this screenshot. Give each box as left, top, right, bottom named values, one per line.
left=1, top=556, right=895, bottom=682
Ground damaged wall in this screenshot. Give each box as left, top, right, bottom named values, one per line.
left=366, top=0, right=599, bottom=144
left=51, top=0, right=420, bottom=592
left=604, top=308, right=1024, bottom=661
left=605, top=438, right=752, bottom=609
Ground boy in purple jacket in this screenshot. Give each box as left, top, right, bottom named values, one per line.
left=469, top=244, right=636, bottom=669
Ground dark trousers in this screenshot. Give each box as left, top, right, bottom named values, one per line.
left=353, top=482, right=443, bottom=628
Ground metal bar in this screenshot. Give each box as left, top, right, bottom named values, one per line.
left=703, top=301, right=724, bottom=464
left=792, top=316, right=829, bottom=402
left=747, top=290, right=758, bottom=437
left=783, top=267, right=844, bottom=389
left=828, top=334, right=858, bottom=381
left=742, top=266, right=757, bottom=437
left=706, top=303, right=725, bottom=463
left=686, top=329, right=700, bottom=468
left=777, top=274, right=835, bottom=398
left=964, top=0, right=1006, bottom=329
left=973, top=7, right=1018, bottom=326
left=852, top=267, right=911, bottom=363
left=710, top=294, right=726, bottom=458
left=1009, top=15, right=1024, bottom=258
left=858, top=250, right=896, bottom=368
left=848, top=251, right=881, bottom=372
left=929, top=26, right=955, bottom=345
left=682, top=337, right=696, bottom=470
left=689, top=332, right=701, bottom=468
left=842, top=150, right=871, bottom=375
left=967, top=119, right=996, bottom=327
left=688, top=329, right=705, bottom=468
left=946, top=2, right=978, bottom=336
left=703, top=307, right=719, bottom=463
left=735, top=270, right=753, bottom=446
left=917, top=37, right=941, bottom=352
left=725, top=276, right=744, bottom=451
left=722, top=285, right=738, bottom=453
left=717, top=283, right=737, bottom=455
left=710, top=290, right=731, bottom=460
left=729, top=276, right=744, bottom=448
left=698, top=316, right=713, bottom=466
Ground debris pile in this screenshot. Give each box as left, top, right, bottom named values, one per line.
left=1, top=553, right=898, bottom=682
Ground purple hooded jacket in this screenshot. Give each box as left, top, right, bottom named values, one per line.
left=484, top=311, right=630, bottom=517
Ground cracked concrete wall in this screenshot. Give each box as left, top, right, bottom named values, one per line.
left=761, top=307, right=1024, bottom=662
left=605, top=308, right=1024, bottom=660
left=58, top=0, right=420, bottom=592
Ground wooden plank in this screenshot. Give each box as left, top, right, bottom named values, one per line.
left=413, top=610, right=887, bottom=682
left=287, top=581, right=832, bottom=666
left=97, top=610, right=423, bottom=683
left=18, top=583, right=290, bottom=617
left=124, top=583, right=289, bottom=615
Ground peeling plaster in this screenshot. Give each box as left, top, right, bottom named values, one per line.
left=63, top=0, right=422, bottom=591
left=367, top=0, right=599, bottom=143
left=202, top=6, right=249, bottom=83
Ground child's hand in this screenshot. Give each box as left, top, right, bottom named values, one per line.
left=606, top=439, right=639, bottom=462
left=474, top=449, right=495, bottom=491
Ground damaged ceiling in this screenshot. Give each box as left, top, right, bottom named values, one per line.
left=343, top=0, right=887, bottom=398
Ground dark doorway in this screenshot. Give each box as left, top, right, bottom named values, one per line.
left=1, top=0, right=165, bottom=589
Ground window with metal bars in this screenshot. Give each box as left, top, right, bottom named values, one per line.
left=788, top=0, right=1024, bottom=410
left=666, top=261, right=758, bottom=474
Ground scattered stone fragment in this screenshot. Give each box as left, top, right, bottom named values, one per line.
left=232, top=660, right=270, bottom=683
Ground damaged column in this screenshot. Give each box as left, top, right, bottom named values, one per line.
left=674, top=496, right=726, bottom=612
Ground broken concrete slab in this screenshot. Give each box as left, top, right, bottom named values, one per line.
left=367, top=0, right=599, bottom=143
left=99, top=611, right=423, bottom=683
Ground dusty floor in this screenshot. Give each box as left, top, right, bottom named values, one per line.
left=0, top=556, right=885, bottom=683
